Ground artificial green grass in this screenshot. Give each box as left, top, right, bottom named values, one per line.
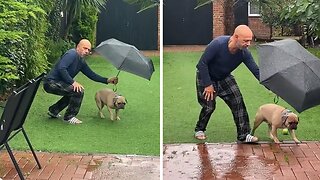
left=164, top=47, right=320, bottom=144
left=9, top=55, right=160, bottom=156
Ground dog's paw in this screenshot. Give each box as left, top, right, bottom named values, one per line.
left=274, top=140, right=281, bottom=144
left=110, top=116, right=115, bottom=121
left=116, top=116, right=121, bottom=120
left=294, top=139, right=301, bottom=144
left=99, top=112, right=105, bottom=119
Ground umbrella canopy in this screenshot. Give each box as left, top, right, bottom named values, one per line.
left=94, top=38, right=155, bottom=80
left=258, top=39, right=320, bottom=113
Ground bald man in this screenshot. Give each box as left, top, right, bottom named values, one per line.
left=43, top=39, right=118, bottom=124
left=195, top=25, right=259, bottom=143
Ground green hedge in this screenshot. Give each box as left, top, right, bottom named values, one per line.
left=0, top=0, right=49, bottom=95
left=71, top=5, right=98, bottom=45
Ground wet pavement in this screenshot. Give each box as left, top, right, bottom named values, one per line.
left=0, top=151, right=159, bottom=180
left=163, top=141, right=320, bottom=180
left=92, top=155, right=159, bottom=180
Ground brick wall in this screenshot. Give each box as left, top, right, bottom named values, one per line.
left=212, top=0, right=237, bottom=38
left=224, top=0, right=234, bottom=35
left=248, top=17, right=271, bottom=40
left=213, top=0, right=226, bottom=38
left=212, top=0, right=271, bottom=40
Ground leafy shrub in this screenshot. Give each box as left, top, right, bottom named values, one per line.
left=0, top=56, right=18, bottom=96
left=46, top=0, right=63, bottom=41
left=70, top=6, right=98, bottom=44
left=46, top=39, right=76, bottom=65
left=0, top=0, right=49, bottom=96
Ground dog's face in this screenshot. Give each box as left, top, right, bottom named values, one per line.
left=285, top=114, right=299, bottom=130
left=114, top=96, right=126, bottom=109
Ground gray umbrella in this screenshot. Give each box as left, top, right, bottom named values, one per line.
left=258, top=39, right=320, bottom=113
left=94, top=38, right=155, bottom=80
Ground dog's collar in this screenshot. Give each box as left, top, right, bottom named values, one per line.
left=281, top=109, right=292, bottom=126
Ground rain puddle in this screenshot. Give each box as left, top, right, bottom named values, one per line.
left=92, top=155, right=160, bottom=180
left=163, top=143, right=279, bottom=180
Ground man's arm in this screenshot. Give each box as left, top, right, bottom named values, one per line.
left=81, top=62, right=108, bottom=84
left=57, top=50, right=77, bottom=84
left=196, top=40, right=219, bottom=87
left=243, top=50, right=260, bottom=81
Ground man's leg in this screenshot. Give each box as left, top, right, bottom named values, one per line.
left=64, top=91, right=84, bottom=120
left=43, top=80, right=84, bottom=120
left=195, top=72, right=216, bottom=133
left=48, top=96, right=70, bottom=116
left=218, top=76, right=253, bottom=141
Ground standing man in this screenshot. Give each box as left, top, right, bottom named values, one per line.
left=43, top=39, right=118, bottom=124
left=195, top=25, right=259, bottom=143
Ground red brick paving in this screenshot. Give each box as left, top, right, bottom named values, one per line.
left=0, top=151, right=98, bottom=180
left=163, top=141, right=320, bottom=180
left=0, top=151, right=159, bottom=180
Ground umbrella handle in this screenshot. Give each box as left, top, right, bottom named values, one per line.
left=112, top=70, right=120, bottom=92
left=274, top=95, right=279, bottom=104
left=113, top=84, right=117, bottom=92
left=116, top=70, right=120, bottom=77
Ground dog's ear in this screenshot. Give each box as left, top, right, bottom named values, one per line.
left=113, top=97, right=117, bottom=105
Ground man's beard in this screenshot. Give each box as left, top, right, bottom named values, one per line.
left=236, top=41, right=248, bottom=50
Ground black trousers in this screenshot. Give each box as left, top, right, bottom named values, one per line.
left=195, top=72, right=251, bottom=141
left=43, top=80, right=84, bottom=120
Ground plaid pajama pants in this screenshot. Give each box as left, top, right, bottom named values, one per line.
left=195, top=71, right=251, bottom=141
left=43, top=79, right=84, bottom=121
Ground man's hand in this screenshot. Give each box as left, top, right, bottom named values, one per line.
left=203, top=85, right=216, bottom=101
left=72, top=81, right=84, bottom=92
left=107, top=77, right=118, bottom=84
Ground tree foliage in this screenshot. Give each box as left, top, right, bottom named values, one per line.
left=0, top=0, right=49, bottom=95
left=195, top=0, right=215, bottom=9
left=252, top=0, right=294, bottom=26
left=281, top=0, right=320, bottom=38
left=60, top=0, right=107, bottom=39
left=70, top=5, right=98, bottom=44
left=46, top=0, right=64, bottom=41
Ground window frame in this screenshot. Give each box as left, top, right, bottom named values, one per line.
left=248, top=2, right=261, bottom=17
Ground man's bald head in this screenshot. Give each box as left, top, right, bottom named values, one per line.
left=233, top=25, right=253, bottom=37
left=76, top=39, right=92, bottom=57
left=232, top=25, right=253, bottom=49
